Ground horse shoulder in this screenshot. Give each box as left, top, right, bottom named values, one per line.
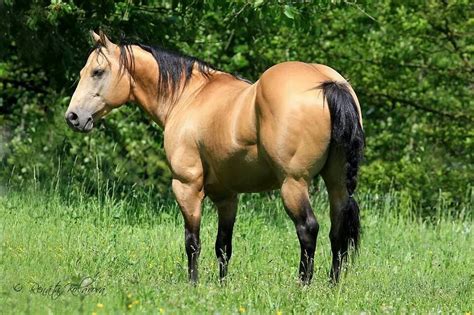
left=164, top=118, right=203, bottom=185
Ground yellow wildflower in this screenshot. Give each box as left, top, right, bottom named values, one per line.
left=239, top=306, right=246, bottom=313
left=96, top=303, right=104, bottom=309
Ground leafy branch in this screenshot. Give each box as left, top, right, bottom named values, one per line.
left=364, top=90, right=473, bottom=122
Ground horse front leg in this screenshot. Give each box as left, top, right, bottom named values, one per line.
left=172, top=178, right=204, bottom=283
left=211, top=194, right=238, bottom=280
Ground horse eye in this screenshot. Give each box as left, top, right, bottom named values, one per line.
left=92, top=69, right=105, bottom=77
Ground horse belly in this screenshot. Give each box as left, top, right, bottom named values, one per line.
left=204, top=145, right=278, bottom=194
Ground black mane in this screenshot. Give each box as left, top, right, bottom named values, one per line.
left=117, top=41, right=215, bottom=102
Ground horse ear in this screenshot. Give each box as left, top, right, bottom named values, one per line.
left=90, top=30, right=114, bottom=50
left=91, top=30, right=101, bottom=45
left=99, top=31, right=114, bottom=50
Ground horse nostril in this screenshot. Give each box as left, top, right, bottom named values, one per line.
left=67, top=112, right=78, bottom=122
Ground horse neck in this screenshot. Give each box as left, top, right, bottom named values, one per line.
left=128, top=46, right=210, bottom=129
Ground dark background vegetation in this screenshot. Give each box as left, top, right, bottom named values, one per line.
left=0, top=1, right=472, bottom=212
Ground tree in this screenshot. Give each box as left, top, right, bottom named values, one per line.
left=1, top=1, right=472, bottom=210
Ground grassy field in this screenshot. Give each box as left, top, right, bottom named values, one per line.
left=0, top=183, right=472, bottom=314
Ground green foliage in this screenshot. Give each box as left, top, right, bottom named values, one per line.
left=0, top=1, right=472, bottom=210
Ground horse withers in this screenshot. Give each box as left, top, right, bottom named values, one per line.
left=65, top=31, right=364, bottom=284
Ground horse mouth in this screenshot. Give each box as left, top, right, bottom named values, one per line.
left=81, top=119, right=94, bottom=133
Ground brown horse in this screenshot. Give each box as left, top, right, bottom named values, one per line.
left=65, top=31, right=364, bottom=284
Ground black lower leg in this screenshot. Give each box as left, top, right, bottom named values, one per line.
left=329, top=197, right=360, bottom=282
left=329, top=230, right=347, bottom=282
left=215, top=223, right=234, bottom=279
left=213, top=196, right=237, bottom=280
left=295, top=214, right=319, bottom=284
left=185, top=228, right=200, bottom=283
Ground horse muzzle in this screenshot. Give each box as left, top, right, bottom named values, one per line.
left=65, top=111, right=94, bottom=133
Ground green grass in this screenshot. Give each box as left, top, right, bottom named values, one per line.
left=0, top=184, right=472, bottom=314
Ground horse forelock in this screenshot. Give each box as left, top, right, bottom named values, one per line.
left=85, top=44, right=112, bottom=70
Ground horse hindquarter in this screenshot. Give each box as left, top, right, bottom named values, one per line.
left=255, top=61, right=363, bottom=283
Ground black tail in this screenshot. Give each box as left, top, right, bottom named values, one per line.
left=320, top=81, right=364, bottom=251
left=320, top=81, right=364, bottom=196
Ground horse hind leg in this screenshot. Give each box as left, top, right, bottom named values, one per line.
left=321, top=148, right=361, bottom=282
left=280, top=177, right=320, bottom=284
